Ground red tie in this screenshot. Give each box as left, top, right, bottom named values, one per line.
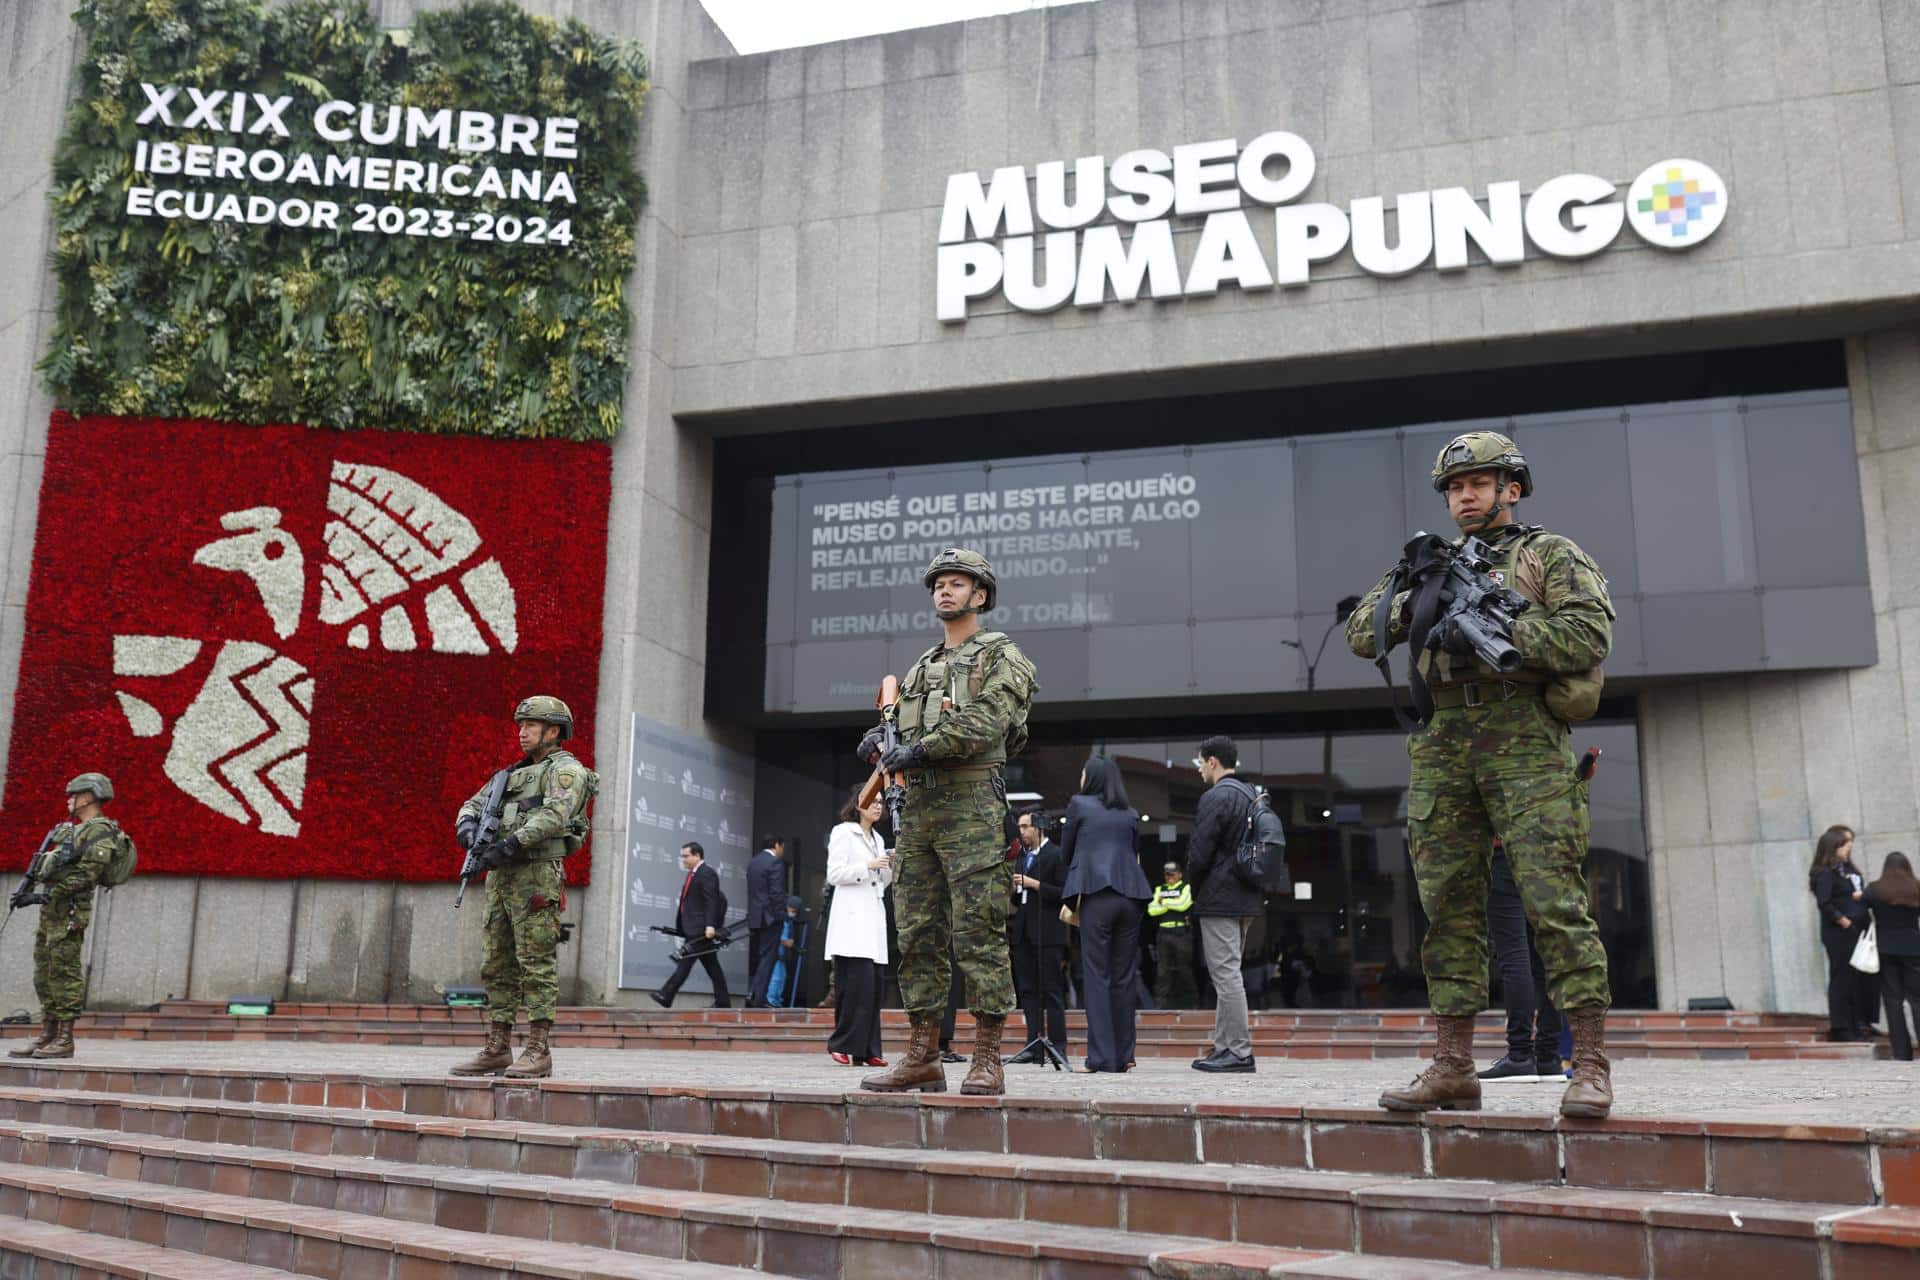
left=679, top=871, right=694, bottom=915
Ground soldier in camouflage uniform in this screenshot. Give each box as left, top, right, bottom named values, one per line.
left=858, top=549, right=1037, bottom=1095
left=449, top=696, right=597, bottom=1080
left=8, top=774, right=127, bottom=1060
left=1347, top=432, right=1616, bottom=1119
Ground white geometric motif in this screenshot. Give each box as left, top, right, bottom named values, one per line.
left=108, top=461, right=518, bottom=837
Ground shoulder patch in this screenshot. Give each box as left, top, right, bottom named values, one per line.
left=557, top=771, right=577, bottom=787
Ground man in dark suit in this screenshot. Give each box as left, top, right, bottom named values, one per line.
left=652, top=842, right=732, bottom=1008
left=745, top=836, right=787, bottom=1001
left=1007, top=810, right=1069, bottom=1064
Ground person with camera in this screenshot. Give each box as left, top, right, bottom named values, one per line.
left=1346, top=431, right=1616, bottom=1118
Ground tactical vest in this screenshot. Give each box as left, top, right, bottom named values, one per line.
left=499, top=750, right=599, bottom=860
left=896, top=631, right=1031, bottom=766
left=1420, top=527, right=1605, bottom=721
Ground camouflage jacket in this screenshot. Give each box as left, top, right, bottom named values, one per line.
left=1345, top=523, right=1613, bottom=678
left=457, top=748, right=595, bottom=860
left=903, top=634, right=1038, bottom=766
left=41, top=817, right=117, bottom=900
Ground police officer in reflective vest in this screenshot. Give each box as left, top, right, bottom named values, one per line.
left=1347, top=432, right=1616, bottom=1119
left=449, top=696, right=598, bottom=1079
left=8, top=774, right=129, bottom=1061
left=857, top=549, right=1037, bottom=1096
left=1147, top=861, right=1197, bottom=1008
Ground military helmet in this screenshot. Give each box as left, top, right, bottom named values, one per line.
left=922, top=547, right=997, bottom=612
left=513, top=695, right=574, bottom=740
left=66, top=773, right=113, bottom=804
left=1431, top=431, right=1532, bottom=497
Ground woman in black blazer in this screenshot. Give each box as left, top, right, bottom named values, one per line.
left=1809, top=825, right=1871, bottom=1041
left=1866, top=851, right=1920, bottom=1061
left=1060, top=756, right=1153, bottom=1073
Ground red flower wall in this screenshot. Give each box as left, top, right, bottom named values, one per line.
left=1, top=413, right=611, bottom=884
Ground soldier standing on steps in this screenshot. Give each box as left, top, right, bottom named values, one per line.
left=9, top=774, right=129, bottom=1061
left=449, top=696, right=598, bottom=1081
left=1347, top=432, right=1616, bottom=1120
left=857, top=549, right=1038, bottom=1097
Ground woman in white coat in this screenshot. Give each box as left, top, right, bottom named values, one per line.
left=825, top=786, right=893, bottom=1066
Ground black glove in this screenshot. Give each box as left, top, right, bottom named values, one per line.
left=455, top=818, right=479, bottom=851
left=466, top=838, right=516, bottom=873
left=9, top=890, right=46, bottom=910
left=856, top=725, right=886, bottom=765
left=879, top=742, right=928, bottom=773
left=1431, top=615, right=1475, bottom=657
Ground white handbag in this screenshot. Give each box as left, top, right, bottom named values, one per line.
left=1850, top=920, right=1880, bottom=974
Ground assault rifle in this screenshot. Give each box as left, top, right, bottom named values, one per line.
left=1422, top=533, right=1531, bottom=675
left=0, top=827, right=63, bottom=947
left=856, top=674, right=908, bottom=837
left=1370, top=532, right=1534, bottom=727
left=454, top=765, right=514, bottom=909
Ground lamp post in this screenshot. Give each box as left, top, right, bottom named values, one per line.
left=1283, top=596, right=1364, bottom=693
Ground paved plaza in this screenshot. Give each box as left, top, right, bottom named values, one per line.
left=45, top=1038, right=1920, bottom=1127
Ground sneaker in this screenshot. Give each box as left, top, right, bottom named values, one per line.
left=1534, top=1055, right=1564, bottom=1081
left=1192, top=1049, right=1256, bottom=1074
left=1477, top=1053, right=1540, bottom=1083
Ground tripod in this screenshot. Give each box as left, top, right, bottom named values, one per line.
left=1012, top=865, right=1067, bottom=1070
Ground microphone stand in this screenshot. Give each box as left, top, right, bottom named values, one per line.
left=1013, top=848, right=1066, bottom=1071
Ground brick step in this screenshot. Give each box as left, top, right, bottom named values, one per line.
left=0, top=1216, right=294, bottom=1280
left=1, top=1069, right=1914, bottom=1211
left=2, top=1105, right=1918, bottom=1279
left=0, top=1161, right=774, bottom=1280
left=70, top=1003, right=1833, bottom=1029
left=0, top=1155, right=1374, bottom=1280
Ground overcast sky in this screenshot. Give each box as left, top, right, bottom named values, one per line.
left=700, top=0, right=1096, bottom=54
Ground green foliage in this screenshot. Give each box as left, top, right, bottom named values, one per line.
left=42, top=0, right=648, bottom=440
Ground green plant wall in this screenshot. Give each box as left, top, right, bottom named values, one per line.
left=42, top=0, right=648, bottom=440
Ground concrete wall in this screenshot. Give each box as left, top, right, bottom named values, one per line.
left=1640, top=328, right=1920, bottom=1012
left=670, top=0, right=1919, bottom=425
left=0, top=0, right=734, bottom=1013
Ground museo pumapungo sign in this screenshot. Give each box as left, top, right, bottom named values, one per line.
left=936, top=130, right=1728, bottom=321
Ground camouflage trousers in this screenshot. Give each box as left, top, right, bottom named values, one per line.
left=1406, top=694, right=1611, bottom=1018
left=480, top=858, right=565, bottom=1024
left=894, top=778, right=1015, bottom=1019
left=32, top=893, right=92, bottom=1020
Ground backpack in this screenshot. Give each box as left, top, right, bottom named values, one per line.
left=1224, top=779, right=1290, bottom=895
left=102, top=826, right=137, bottom=888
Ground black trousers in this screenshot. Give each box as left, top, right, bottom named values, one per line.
left=828, top=956, right=883, bottom=1060
left=1881, top=954, right=1920, bottom=1061
left=1080, top=890, right=1141, bottom=1071
left=660, top=944, right=731, bottom=1008
left=939, top=960, right=965, bottom=1048
left=1012, top=940, right=1067, bottom=1050
left=748, top=926, right=778, bottom=991
left=1823, top=924, right=1860, bottom=1034
left=1489, top=848, right=1559, bottom=1059
left=1153, top=925, right=1197, bottom=1008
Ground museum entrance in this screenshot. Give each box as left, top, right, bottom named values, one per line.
left=754, top=717, right=1655, bottom=1013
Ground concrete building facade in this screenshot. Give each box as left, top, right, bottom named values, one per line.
left=5, top=0, right=1920, bottom=1015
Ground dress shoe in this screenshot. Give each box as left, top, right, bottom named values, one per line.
left=829, top=1051, right=853, bottom=1065
left=1006, top=1044, right=1044, bottom=1066
left=939, top=1049, right=965, bottom=1064
left=649, top=991, right=672, bottom=1008
left=863, top=1056, right=887, bottom=1067
left=1192, top=1049, right=1255, bottom=1073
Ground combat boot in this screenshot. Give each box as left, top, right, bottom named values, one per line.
left=860, top=1015, right=946, bottom=1092
left=449, top=1022, right=514, bottom=1076
left=8, top=1018, right=52, bottom=1058
left=505, top=1019, right=553, bottom=1079
left=32, top=1020, right=74, bottom=1060
left=1560, top=1009, right=1613, bottom=1119
left=1378, top=1015, right=1481, bottom=1112
left=960, top=1013, right=1006, bottom=1096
